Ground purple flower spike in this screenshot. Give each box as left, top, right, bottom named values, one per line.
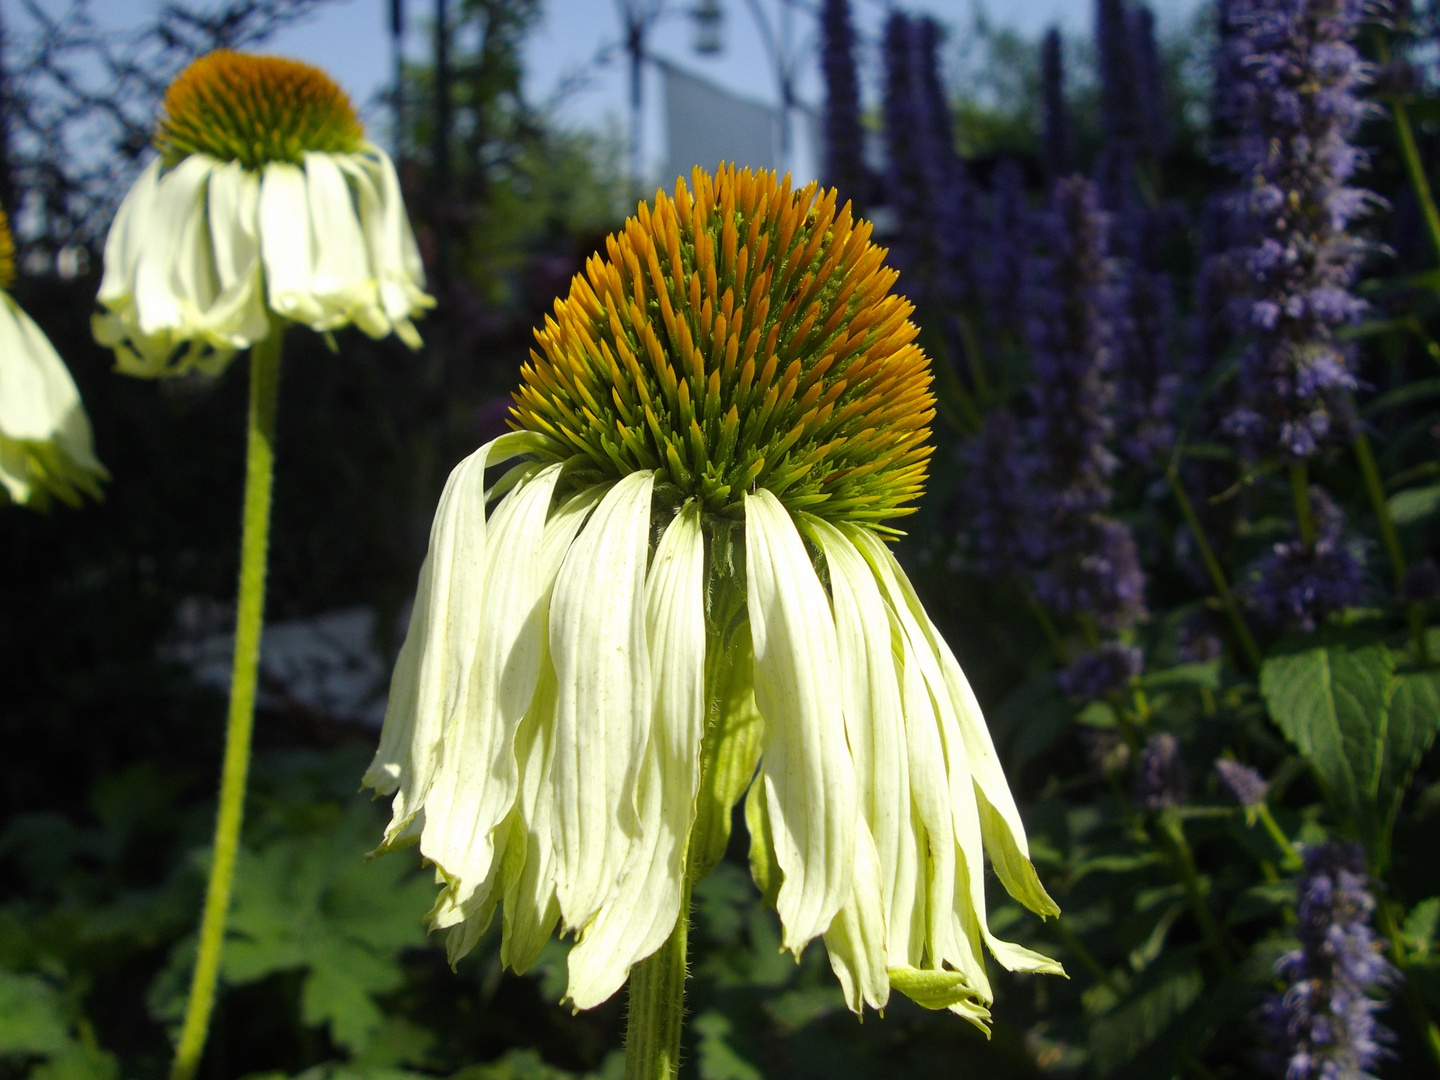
left=1243, top=487, right=1366, bottom=631
left=1024, top=177, right=1147, bottom=631
left=1214, top=0, right=1379, bottom=460
left=1215, top=759, right=1269, bottom=807
left=1260, top=842, right=1395, bottom=1079
left=961, top=409, right=1040, bottom=577
left=1058, top=641, right=1144, bottom=699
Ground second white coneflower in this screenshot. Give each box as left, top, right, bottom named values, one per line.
left=91, top=51, right=433, bottom=1080
left=94, top=49, right=433, bottom=377
left=366, top=165, right=1062, bottom=1079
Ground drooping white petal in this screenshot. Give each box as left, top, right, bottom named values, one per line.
left=259, top=161, right=323, bottom=327
left=855, top=530, right=1061, bottom=922
left=744, top=488, right=856, bottom=953
left=549, top=470, right=655, bottom=932
left=300, top=152, right=374, bottom=330
left=0, top=294, right=106, bottom=505
left=823, top=819, right=890, bottom=1013
left=203, top=161, right=268, bottom=346
left=362, top=432, right=554, bottom=843
left=336, top=147, right=433, bottom=347
left=845, top=525, right=1063, bottom=977
left=803, top=516, right=907, bottom=920
left=897, top=626, right=990, bottom=999
left=498, top=642, right=563, bottom=973
left=566, top=501, right=706, bottom=1009
left=421, top=461, right=570, bottom=908
left=96, top=158, right=161, bottom=310
left=133, top=155, right=219, bottom=340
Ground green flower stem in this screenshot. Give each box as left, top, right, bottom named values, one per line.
left=1352, top=430, right=1406, bottom=587
left=1166, top=471, right=1263, bottom=672
left=1289, top=462, right=1316, bottom=550
left=624, top=881, right=692, bottom=1080
left=1254, top=804, right=1302, bottom=871
left=1158, top=813, right=1234, bottom=975
left=171, top=325, right=284, bottom=1080
left=1390, top=96, right=1440, bottom=267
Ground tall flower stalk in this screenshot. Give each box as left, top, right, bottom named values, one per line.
left=93, top=51, right=432, bottom=1080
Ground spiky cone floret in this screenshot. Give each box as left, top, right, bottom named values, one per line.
left=0, top=211, right=108, bottom=507
left=93, top=50, right=434, bottom=377
left=363, top=166, right=1063, bottom=1022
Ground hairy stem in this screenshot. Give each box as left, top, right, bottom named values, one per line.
left=1353, top=430, right=1406, bottom=586
left=171, top=326, right=283, bottom=1080
left=624, top=883, right=692, bottom=1080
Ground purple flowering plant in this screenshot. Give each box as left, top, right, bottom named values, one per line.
left=855, top=0, right=1440, bottom=1073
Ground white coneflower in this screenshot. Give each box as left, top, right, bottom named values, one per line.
left=93, top=50, right=433, bottom=377
left=90, top=51, right=435, bottom=1080
left=0, top=210, right=107, bottom=507
left=365, top=166, right=1061, bottom=1049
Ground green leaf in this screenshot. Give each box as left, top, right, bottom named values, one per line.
left=1087, top=957, right=1204, bottom=1075
left=692, top=1012, right=762, bottom=1080
left=1362, top=377, right=1440, bottom=417
left=1402, top=898, right=1440, bottom=960
left=1388, top=484, right=1440, bottom=526
left=762, top=985, right=844, bottom=1031
left=0, top=972, right=69, bottom=1056
left=1260, top=641, right=1440, bottom=857
left=29, top=1045, right=119, bottom=1080
left=1136, top=661, right=1221, bottom=692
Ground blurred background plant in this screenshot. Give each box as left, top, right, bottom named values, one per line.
left=2, top=0, right=1439, bottom=1077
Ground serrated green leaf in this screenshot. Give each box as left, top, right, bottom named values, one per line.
left=0, top=972, right=69, bottom=1056
left=1088, top=957, right=1204, bottom=1075
left=1261, top=642, right=1440, bottom=859
left=1388, top=484, right=1440, bottom=526
left=154, top=799, right=435, bottom=1054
